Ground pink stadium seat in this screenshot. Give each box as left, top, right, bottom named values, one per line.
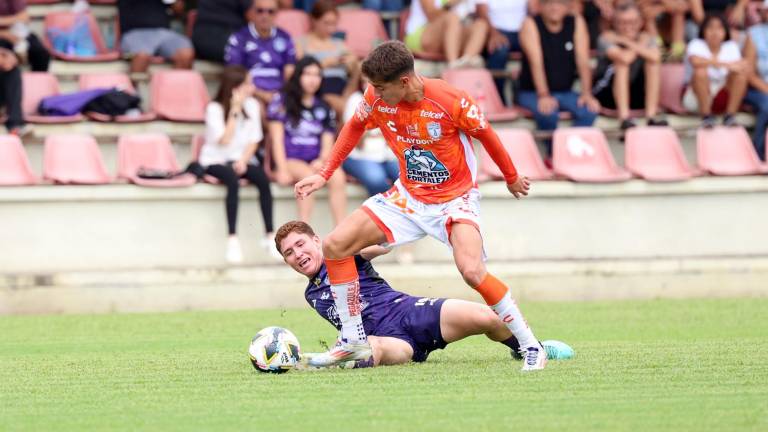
left=552, top=127, right=632, bottom=182
left=697, top=127, right=768, bottom=175
left=150, top=70, right=209, bottom=122
left=43, top=11, right=120, bottom=62
left=0, top=135, right=37, bottom=186
left=625, top=127, right=699, bottom=181
left=441, top=68, right=518, bottom=122
left=78, top=73, right=156, bottom=122
left=275, top=9, right=310, bottom=39
left=338, top=9, right=389, bottom=58
left=43, top=134, right=112, bottom=184
left=22, top=72, right=84, bottom=124
left=117, top=134, right=196, bottom=187
left=659, top=63, right=687, bottom=114
left=26, top=0, right=58, bottom=4
left=479, top=129, right=553, bottom=181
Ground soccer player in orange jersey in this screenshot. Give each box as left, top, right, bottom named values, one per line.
left=294, top=41, right=546, bottom=371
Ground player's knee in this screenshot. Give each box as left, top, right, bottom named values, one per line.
left=322, top=233, right=352, bottom=259
left=459, top=265, right=485, bottom=288
left=477, top=306, right=502, bottom=331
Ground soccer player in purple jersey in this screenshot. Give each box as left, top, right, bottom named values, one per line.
left=275, top=220, right=536, bottom=368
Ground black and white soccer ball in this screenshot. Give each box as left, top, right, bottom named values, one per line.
left=248, top=326, right=301, bottom=373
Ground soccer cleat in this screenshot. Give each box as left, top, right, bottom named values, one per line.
left=519, top=344, right=547, bottom=371
left=306, top=340, right=372, bottom=368
left=541, top=340, right=575, bottom=360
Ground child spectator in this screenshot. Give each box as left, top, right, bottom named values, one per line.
left=199, top=65, right=276, bottom=264
left=683, top=13, right=748, bottom=128
left=118, top=0, right=195, bottom=73
left=592, top=2, right=666, bottom=129
left=225, top=0, right=296, bottom=105
left=268, top=56, right=347, bottom=225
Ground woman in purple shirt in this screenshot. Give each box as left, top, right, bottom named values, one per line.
left=268, top=56, right=347, bottom=224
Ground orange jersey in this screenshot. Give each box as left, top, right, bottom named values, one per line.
left=353, top=78, right=492, bottom=204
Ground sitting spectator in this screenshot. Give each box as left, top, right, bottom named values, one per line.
left=199, top=65, right=276, bottom=264
left=0, top=43, right=27, bottom=136
left=688, top=0, right=749, bottom=40
left=295, top=0, right=360, bottom=117
left=118, top=0, right=195, bottom=73
left=404, top=0, right=490, bottom=68
left=517, top=0, right=599, bottom=156
left=636, top=0, right=689, bottom=60
left=192, top=0, right=249, bottom=62
left=225, top=0, right=296, bottom=105
left=743, top=1, right=768, bottom=160
left=477, top=0, right=530, bottom=105
left=268, top=56, right=347, bottom=225
left=592, top=2, right=666, bottom=129
left=683, top=13, right=748, bottom=128
left=341, top=78, right=399, bottom=197
left=0, top=0, right=50, bottom=71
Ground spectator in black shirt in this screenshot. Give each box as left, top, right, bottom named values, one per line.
left=192, top=0, right=250, bottom=62
left=0, top=41, right=27, bottom=136
left=118, top=0, right=194, bottom=73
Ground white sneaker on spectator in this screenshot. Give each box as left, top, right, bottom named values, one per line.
left=261, top=233, right=283, bottom=261
left=226, top=236, right=243, bottom=264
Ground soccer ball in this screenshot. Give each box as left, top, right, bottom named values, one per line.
left=248, top=326, right=301, bottom=373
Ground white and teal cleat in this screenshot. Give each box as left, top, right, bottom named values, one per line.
left=541, top=340, right=575, bottom=360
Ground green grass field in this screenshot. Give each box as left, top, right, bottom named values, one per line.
left=1, top=298, right=767, bottom=431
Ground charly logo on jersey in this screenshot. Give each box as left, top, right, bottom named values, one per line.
left=426, top=122, right=442, bottom=139
left=404, top=146, right=450, bottom=184
left=245, top=41, right=257, bottom=52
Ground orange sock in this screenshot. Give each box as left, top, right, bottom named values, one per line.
left=474, top=273, right=509, bottom=306
left=325, top=256, right=358, bottom=285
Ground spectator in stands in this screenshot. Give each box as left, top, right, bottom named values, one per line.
left=636, top=0, right=689, bottom=60
left=267, top=56, right=347, bottom=225
left=362, top=0, right=405, bottom=12
left=516, top=0, right=599, bottom=156
left=199, top=65, right=276, bottom=264
left=0, top=0, right=50, bottom=71
left=592, top=2, right=666, bottom=129
left=683, top=14, right=748, bottom=128
left=192, top=0, right=249, bottom=62
left=688, top=0, right=749, bottom=40
left=404, top=0, right=490, bottom=69
left=118, top=0, right=195, bottom=73
left=341, top=77, right=399, bottom=196
left=295, top=0, right=360, bottom=117
left=0, top=43, right=26, bottom=136
left=225, top=0, right=296, bottom=105
left=476, top=0, right=530, bottom=105
left=743, top=1, right=768, bottom=160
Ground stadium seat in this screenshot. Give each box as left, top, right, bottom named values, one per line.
left=26, top=0, right=59, bottom=4
left=22, top=72, right=84, bottom=124
left=0, top=135, right=37, bottom=186
left=78, top=73, right=157, bottom=122
left=117, top=134, right=196, bottom=187
left=150, top=70, right=209, bottom=122
left=625, top=127, right=699, bottom=181
left=659, top=63, right=687, bottom=114
left=275, top=9, right=310, bottom=39
left=552, top=127, right=632, bottom=182
left=441, top=68, right=518, bottom=122
left=338, top=9, right=389, bottom=59
left=479, top=129, right=553, bottom=181
left=697, top=127, right=768, bottom=175
left=43, top=134, right=112, bottom=184
left=43, top=11, right=121, bottom=62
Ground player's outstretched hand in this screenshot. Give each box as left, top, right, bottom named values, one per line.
left=295, top=174, right=327, bottom=200
left=507, top=176, right=531, bottom=199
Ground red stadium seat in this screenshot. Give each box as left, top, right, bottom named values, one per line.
left=625, top=127, right=699, bottom=181
left=43, top=134, right=112, bottom=184
left=43, top=11, right=120, bottom=62
left=441, top=68, right=518, bottom=122
left=150, top=70, right=209, bottom=122
left=697, top=127, right=768, bottom=175
left=0, top=135, right=37, bottom=186
left=552, top=127, right=632, bottom=182
left=78, top=72, right=156, bottom=122
left=22, top=72, right=84, bottom=124
left=275, top=9, right=310, bottom=40
left=659, top=63, right=687, bottom=115
left=479, top=129, right=553, bottom=181
left=117, top=133, right=196, bottom=187
left=337, top=9, right=389, bottom=58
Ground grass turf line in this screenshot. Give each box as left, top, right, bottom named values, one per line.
left=1, top=298, right=767, bottom=431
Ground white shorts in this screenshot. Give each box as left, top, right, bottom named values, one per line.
left=361, top=180, right=486, bottom=257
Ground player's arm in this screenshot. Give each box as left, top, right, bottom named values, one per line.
left=359, top=245, right=393, bottom=261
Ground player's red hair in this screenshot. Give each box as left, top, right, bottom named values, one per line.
left=274, top=221, right=317, bottom=254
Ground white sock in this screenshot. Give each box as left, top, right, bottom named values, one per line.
left=330, top=281, right=367, bottom=344
left=491, top=292, right=538, bottom=348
